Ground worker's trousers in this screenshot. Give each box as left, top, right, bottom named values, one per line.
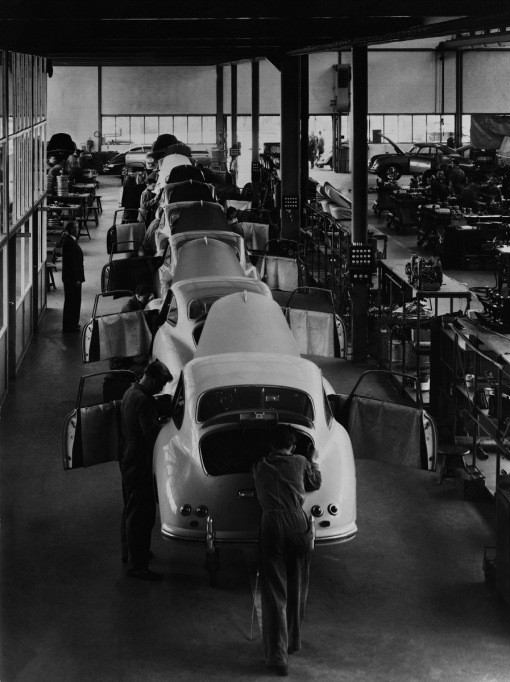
left=120, top=463, right=156, bottom=570
left=259, top=510, right=312, bottom=667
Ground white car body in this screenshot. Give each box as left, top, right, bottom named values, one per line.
left=154, top=230, right=258, bottom=299
left=151, top=239, right=272, bottom=394
left=153, top=292, right=357, bottom=547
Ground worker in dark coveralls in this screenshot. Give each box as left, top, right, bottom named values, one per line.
left=252, top=425, right=322, bottom=677
left=61, top=221, right=85, bottom=333
left=120, top=360, right=172, bottom=581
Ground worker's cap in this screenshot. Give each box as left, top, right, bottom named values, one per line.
left=144, top=359, right=172, bottom=383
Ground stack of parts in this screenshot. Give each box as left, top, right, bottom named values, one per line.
left=56, top=175, right=70, bottom=197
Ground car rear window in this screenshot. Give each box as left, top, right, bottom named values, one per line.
left=197, top=386, right=313, bottom=423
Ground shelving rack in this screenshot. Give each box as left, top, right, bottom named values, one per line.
left=376, top=259, right=471, bottom=407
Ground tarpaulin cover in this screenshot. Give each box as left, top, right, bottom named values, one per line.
left=470, top=115, right=510, bottom=149
left=260, top=256, right=298, bottom=291
left=286, top=308, right=335, bottom=357
left=347, top=396, right=423, bottom=468
left=97, top=311, right=152, bottom=359
left=240, top=222, right=269, bottom=251
left=80, top=402, right=121, bottom=467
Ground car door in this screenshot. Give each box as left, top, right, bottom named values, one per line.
left=63, top=371, right=137, bottom=470
left=63, top=371, right=173, bottom=471
left=82, top=291, right=155, bottom=363
left=327, top=370, right=437, bottom=470
left=409, top=146, right=435, bottom=175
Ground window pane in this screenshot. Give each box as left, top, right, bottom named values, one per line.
left=102, top=116, right=116, bottom=146
left=144, top=116, right=158, bottom=145
left=187, top=117, right=202, bottom=143
left=158, top=116, right=173, bottom=136
left=426, top=115, right=442, bottom=143
left=383, top=115, right=398, bottom=141
left=202, top=116, right=216, bottom=144
left=24, top=219, right=32, bottom=288
left=442, top=115, right=455, bottom=146
left=173, top=117, right=188, bottom=143
left=130, top=117, right=144, bottom=146
left=412, top=115, right=427, bottom=142
left=398, top=116, right=412, bottom=144
left=462, top=115, right=471, bottom=145
left=115, top=116, right=130, bottom=143
left=368, top=115, right=384, bottom=143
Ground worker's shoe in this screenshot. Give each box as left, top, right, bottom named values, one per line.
left=126, top=567, right=162, bottom=582
left=266, top=663, right=289, bottom=677
left=122, top=550, right=153, bottom=564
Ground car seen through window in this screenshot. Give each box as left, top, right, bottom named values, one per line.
left=197, top=386, right=314, bottom=423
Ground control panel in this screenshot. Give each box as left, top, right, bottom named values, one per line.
left=348, top=242, right=374, bottom=284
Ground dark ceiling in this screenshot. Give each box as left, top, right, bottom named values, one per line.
left=0, top=1, right=509, bottom=66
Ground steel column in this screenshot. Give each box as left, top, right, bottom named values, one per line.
left=251, top=60, right=260, bottom=207
left=350, top=45, right=369, bottom=363
left=455, top=49, right=463, bottom=148
left=216, top=65, right=224, bottom=156
left=280, top=55, right=301, bottom=239
left=300, top=55, right=309, bottom=230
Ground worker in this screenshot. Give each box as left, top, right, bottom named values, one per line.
left=61, top=221, right=85, bottom=333
left=122, top=283, right=154, bottom=313
left=120, top=360, right=173, bottom=581
left=137, top=173, right=160, bottom=226
left=225, top=206, right=245, bottom=239
left=448, top=158, right=467, bottom=196
left=252, top=425, right=322, bottom=677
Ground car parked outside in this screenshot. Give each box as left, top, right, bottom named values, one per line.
left=368, top=135, right=475, bottom=181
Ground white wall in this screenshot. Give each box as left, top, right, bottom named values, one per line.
left=102, top=66, right=216, bottom=114
left=463, top=51, right=510, bottom=113
left=309, top=52, right=338, bottom=114
left=223, top=60, right=280, bottom=115
left=367, top=50, right=455, bottom=113
left=47, top=67, right=98, bottom=149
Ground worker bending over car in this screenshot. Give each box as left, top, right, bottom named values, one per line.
left=252, top=425, right=322, bottom=677
left=120, top=360, right=172, bottom=582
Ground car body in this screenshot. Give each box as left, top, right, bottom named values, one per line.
left=368, top=135, right=475, bottom=181
left=153, top=291, right=357, bottom=550
left=154, top=230, right=258, bottom=299
left=102, top=152, right=126, bottom=175
left=315, top=149, right=333, bottom=168
left=151, top=239, right=271, bottom=394
left=124, top=144, right=153, bottom=167
left=189, top=146, right=212, bottom=167
left=456, top=145, right=498, bottom=174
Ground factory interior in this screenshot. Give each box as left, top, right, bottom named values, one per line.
left=1, top=4, right=510, bottom=681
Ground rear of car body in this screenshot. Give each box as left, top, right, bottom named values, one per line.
left=153, top=292, right=358, bottom=547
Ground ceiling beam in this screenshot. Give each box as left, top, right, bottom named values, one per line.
left=0, top=0, right=496, bottom=20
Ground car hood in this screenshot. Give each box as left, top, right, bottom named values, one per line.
left=379, top=135, right=405, bottom=155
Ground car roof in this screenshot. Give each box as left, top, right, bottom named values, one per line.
left=172, top=238, right=245, bottom=284
left=195, top=292, right=300, bottom=359
left=186, top=354, right=322, bottom=406
left=172, top=277, right=271, bottom=304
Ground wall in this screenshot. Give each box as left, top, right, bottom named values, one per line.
left=463, top=51, right=510, bottom=113
left=47, top=67, right=98, bottom=148
left=102, top=66, right=217, bottom=115
left=223, top=60, right=280, bottom=115
left=367, top=50, right=456, bottom=114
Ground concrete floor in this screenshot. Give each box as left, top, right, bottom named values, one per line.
left=1, top=175, right=510, bottom=681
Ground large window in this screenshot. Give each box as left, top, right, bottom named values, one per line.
left=101, top=115, right=217, bottom=151
left=368, top=114, right=456, bottom=145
